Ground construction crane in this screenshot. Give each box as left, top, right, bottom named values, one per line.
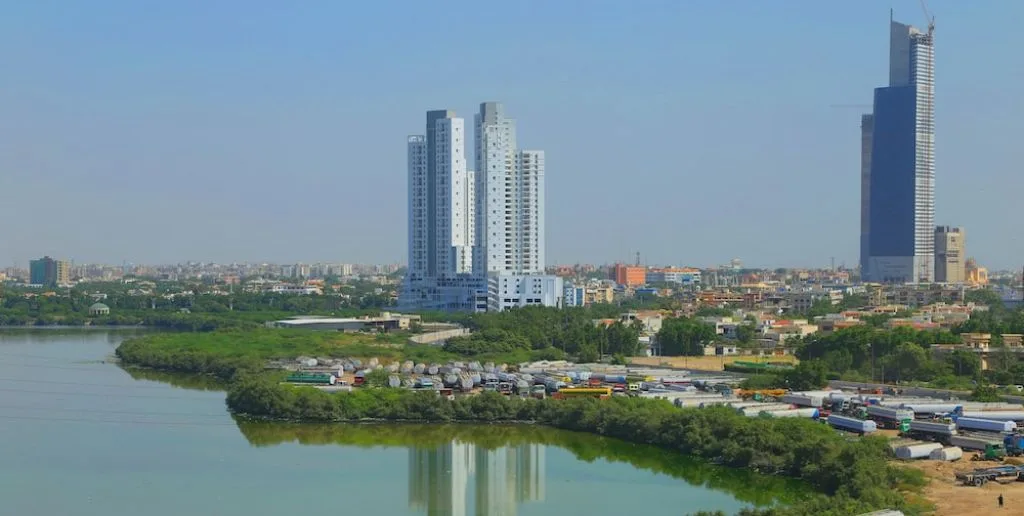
left=919, top=0, right=935, bottom=36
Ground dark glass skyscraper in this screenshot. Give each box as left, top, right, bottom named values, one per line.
left=861, top=19, right=935, bottom=283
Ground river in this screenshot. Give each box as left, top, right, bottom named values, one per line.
left=0, top=331, right=805, bottom=515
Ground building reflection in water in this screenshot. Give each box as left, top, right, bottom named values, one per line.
left=408, top=441, right=545, bottom=516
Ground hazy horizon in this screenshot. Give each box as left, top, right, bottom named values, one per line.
left=1, top=1, right=1021, bottom=269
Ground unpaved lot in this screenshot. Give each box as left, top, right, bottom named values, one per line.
left=629, top=355, right=798, bottom=371
left=903, top=452, right=1024, bottom=515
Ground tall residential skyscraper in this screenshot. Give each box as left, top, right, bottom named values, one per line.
left=861, top=18, right=935, bottom=283
left=29, top=256, right=69, bottom=287
left=403, top=102, right=560, bottom=312
left=402, top=110, right=484, bottom=312
left=934, top=226, right=965, bottom=283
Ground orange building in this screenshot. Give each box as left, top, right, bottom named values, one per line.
left=613, top=264, right=646, bottom=287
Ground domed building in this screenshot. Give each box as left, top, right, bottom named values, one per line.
left=88, top=303, right=110, bottom=316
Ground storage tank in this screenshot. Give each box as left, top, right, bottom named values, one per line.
left=738, top=403, right=794, bottom=415
left=470, top=373, right=482, bottom=386
left=955, top=417, right=1017, bottom=433
left=908, top=420, right=956, bottom=436
left=894, top=442, right=943, bottom=460
left=413, top=363, right=426, bottom=374
left=460, top=376, right=474, bottom=391
left=949, top=434, right=1002, bottom=451
left=929, top=446, right=963, bottom=461
left=959, top=411, right=1024, bottom=422
left=386, top=363, right=399, bottom=373
left=431, top=376, right=443, bottom=389
left=469, top=362, right=483, bottom=372
left=827, top=415, right=877, bottom=434
left=388, top=375, right=401, bottom=388
left=453, top=361, right=465, bottom=369
left=400, top=361, right=414, bottom=374
left=901, top=404, right=961, bottom=415
left=351, top=359, right=363, bottom=368
left=444, top=374, right=459, bottom=387
left=756, top=408, right=819, bottom=419
left=484, top=362, right=496, bottom=372
left=342, top=361, right=356, bottom=372
left=604, top=375, right=627, bottom=384
left=517, top=380, right=529, bottom=391
left=427, top=365, right=440, bottom=376
left=498, top=363, right=508, bottom=372
left=579, top=371, right=592, bottom=382
left=781, top=394, right=823, bottom=407
left=867, top=406, right=914, bottom=421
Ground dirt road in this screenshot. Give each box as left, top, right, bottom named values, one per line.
left=904, top=453, right=1024, bottom=515
left=629, top=355, right=798, bottom=372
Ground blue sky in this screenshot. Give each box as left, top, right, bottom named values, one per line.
left=0, top=1, right=1020, bottom=269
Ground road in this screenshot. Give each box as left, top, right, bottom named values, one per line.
left=829, top=380, right=1024, bottom=405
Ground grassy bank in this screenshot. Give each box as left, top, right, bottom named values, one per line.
left=226, top=377, right=928, bottom=516
left=115, top=329, right=563, bottom=380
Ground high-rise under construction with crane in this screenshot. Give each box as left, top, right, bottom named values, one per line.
left=860, top=12, right=936, bottom=284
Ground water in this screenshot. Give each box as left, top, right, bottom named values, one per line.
left=0, top=331, right=804, bottom=515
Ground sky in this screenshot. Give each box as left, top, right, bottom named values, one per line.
left=0, top=1, right=1021, bottom=270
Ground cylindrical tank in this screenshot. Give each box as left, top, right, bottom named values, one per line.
left=351, top=359, right=363, bottom=368
left=401, top=361, right=414, bottom=374
left=901, top=404, right=961, bottom=415
left=867, top=406, right=915, bottom=421
left=427, top=364, right=440, bottom=376
left=827, top=415, right=877, bottom=434
left=497, top=363, right=508, bottom=372
left=756, top=408, right=819, bottom=419
left=908, top=420, right=956, bottom=436
left=386, top=363, right=399, bottom=372
left=517, top=380, right=529, bottom=391
left=484, top=362, right=495, bottom=372
left=738, top=403, right=794, bottom=415
left=469, top=362, right=482, bottom=372
left=955, top=417, right=1017, bottom=433
left=413, top=363, right=426, bottom=374
left=453, top=361, right=465, bottom=369
left=929, top=446, right=963, bottom=461
left=471, top=373, right=482, bottom=386
left=444, top=374, right=459, bottom=387
left=579, top=371, right=592, bottom=382
left=460, top=376, right=474, bottom=391
left=520, top=373, right=533, bottom=383
left=604, top=375, right=627, bottom=384
left=368, top=357, right=379, bottom=367
left=894, top=442, right=944, bottom=460
left=439, top=366, right=453, bottom=375
left=388, top=375, right=401, bottom=388
left=950, top=434, right=1002, bottom=451
left=342, top=361, right=355, bottom=372
left=591, top=372, right=607, bottom=381
left=780, top=394, right=823, bottom=407
left=432, top=376, right=443, bottom=390
left=960, top=411, right=1024, bottom=421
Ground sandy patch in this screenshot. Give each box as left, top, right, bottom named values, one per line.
left=903, top=451, right=1024, bottom=515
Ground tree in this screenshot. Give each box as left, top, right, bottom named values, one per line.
left=657, top=318, right=715, bottom=356
left=945, top=349, right=982, bottom=378
left=783, top=360, right=829, bottom=391
left=970, top=384, right=1002, bottom=402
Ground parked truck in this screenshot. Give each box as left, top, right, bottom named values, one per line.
left=867, top=406, right=914, bottom=431
left=955, top=465, right=1024, bottom=486
left=903, top=420, right=957, bottom=444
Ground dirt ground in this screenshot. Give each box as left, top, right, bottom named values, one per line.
left=629, top=355, right=799, bottom=371
left=903, top=451, right=1024, bottom=515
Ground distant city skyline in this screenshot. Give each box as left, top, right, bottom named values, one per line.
left=1, top=2, right=1021, bottom=269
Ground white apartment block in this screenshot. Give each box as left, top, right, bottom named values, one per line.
left=517, top=150, right=545, bottom=274
left=433, top=115, right=473, bottom=276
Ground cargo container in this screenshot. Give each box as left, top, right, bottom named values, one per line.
left=827, top=415, right=877, bottom=434
left=285, top=373, right=337, bottom=385
left=894, top=442, right=943, bottom=460
left=929, top=446, right=963, bottom=461
left=955, top=417, right=1017, bottom=433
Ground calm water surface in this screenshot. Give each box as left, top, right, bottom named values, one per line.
left=0, top=331, right=804, bottom=516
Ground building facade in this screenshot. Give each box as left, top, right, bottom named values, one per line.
left=29, top=256, right=69, bottom=287
left=402, top=103, right=558, bottom=312
left=934, top=226, right=965, bottom=283
left=861, top=19, right=936, bottom=283
left=613, top=264, right=646, bottom=287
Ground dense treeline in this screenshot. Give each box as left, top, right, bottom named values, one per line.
left=226, top=378, right=926, bottom=516
left=0, top=282, right=394, bottom=327
left=439, top=306, right=643, bottom=361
